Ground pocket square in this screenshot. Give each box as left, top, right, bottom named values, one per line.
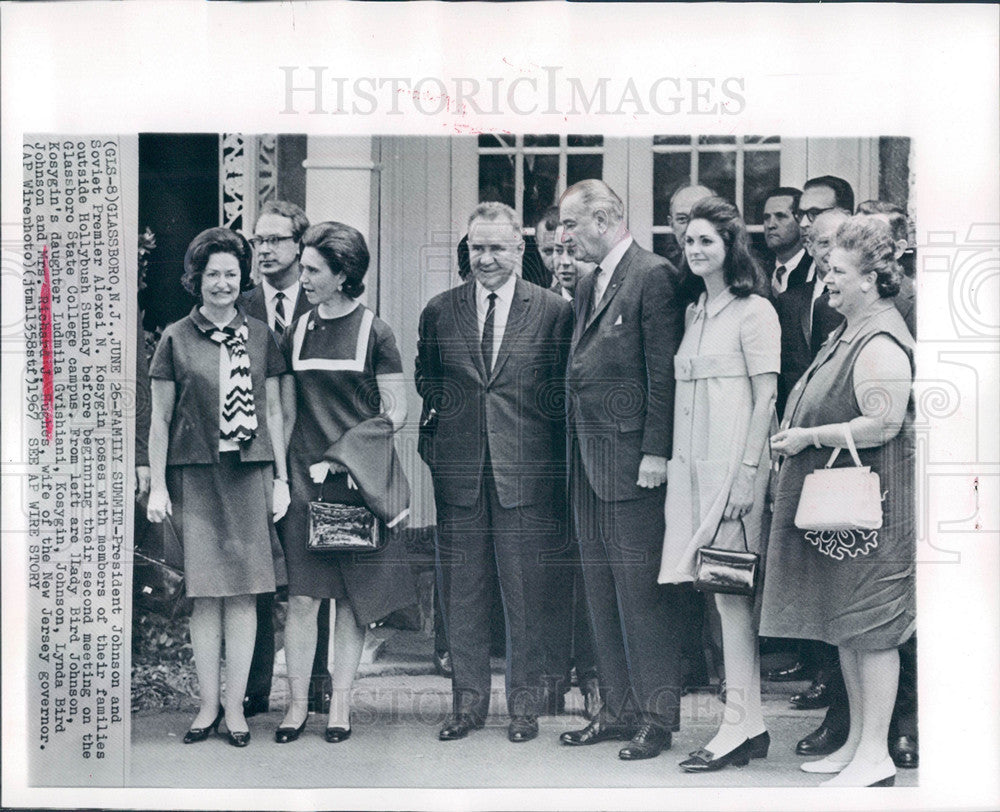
left=614, top=315, right=623, bottom=326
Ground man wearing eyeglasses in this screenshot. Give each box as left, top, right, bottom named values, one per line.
left=797, top=176, right=855, bottom=240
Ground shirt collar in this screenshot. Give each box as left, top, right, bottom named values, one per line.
left=837, top=299, right=897, bottom=344
left=261, top=277, right=299, bottom=304
left=475, top=273, right=517, bottom=307
left=191, top=305, right=244, bottom=333
left=598, top=234, right=633, bottom=276
left=776, top=246, right=806, bottom=272
left=702, top=288, right=738, bottom=318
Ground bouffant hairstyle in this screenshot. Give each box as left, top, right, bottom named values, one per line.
left=683, top=196, right=764, bottom=298
left=834, top=215, right=902, bottom=299
left=300, top=221, right=370, bottom=299
left=181, top=227, right=254, bottom=301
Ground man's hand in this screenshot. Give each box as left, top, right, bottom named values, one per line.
left=637, top=454, right=668, bottom=488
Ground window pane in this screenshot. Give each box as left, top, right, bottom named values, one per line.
left=744, top=135, right=780, bottom=145
left=479, top=134, right=515, bottom=148
left=567, top=153, right=604, bottom=187
left=653, top=233, right=684, bottom=270
left=479, top=153, right=515, bottom=209
left=698, top=135, right=737, bottom=145
left=697, top=151, right=736, bottom=207
left=743, top=150, right=781, bottom=224
left=653, top=135, right=691, bottom=146
left=653, top=152, right=692, bottom=226
left=523, top=134, right=559, bottom=148
left=568, top=135, right=604, bottom=148
left=523, top=153, right=559, bottom=228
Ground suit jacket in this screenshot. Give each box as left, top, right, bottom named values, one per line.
left=566, top=241, right=686, bottom=503
left=239, top=284, right=311, bottom=329
left=416, top=276, right=573, bottom=509
left=775, top=275, right=918, bottom=413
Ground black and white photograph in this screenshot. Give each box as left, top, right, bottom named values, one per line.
left=2, top=4, right=998, bottom=811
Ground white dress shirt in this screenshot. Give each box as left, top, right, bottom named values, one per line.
left=261, top=278, right=301, bottom=332
left=594, top=234, right=633, bottom=306
left=476, top=273, right=517, bottom=372
left=771, top=247, right=807, bottom=295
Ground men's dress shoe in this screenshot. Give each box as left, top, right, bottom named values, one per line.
left=508, top=716, right=539, bottom=743
left=243, top=696, right=270, bottom=718
left=581, top=678, right=602, bottom=721
left=790, top=680, right=831, bottom=710
left=274, top=716, right=308, bottom=744
left=183, top=706, right=223, bottom=744
left=438, top=714, right=483, bottom=741
left=618, top=724, right=671, bottom=760
left=764, top=660, right=813, bottom=682
left=889, top=735, right=918, bottom=769
left=559, top=716, right=632, bottom=746
left=433, top=650, right=454, bottom=678
left=820, top=756, right=895, bottom=787
left=800, top=756, right=850, bottom=774
left=225, top=728, right=251, bottom=748
left=747, top=730, right=770, bottom=759
left=679, top=739, right=751, bottom=772
left=796, top=723, right=848, bottom=756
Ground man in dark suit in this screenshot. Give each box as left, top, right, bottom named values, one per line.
left=559, top=179, right=688, bottom=760
left=417, top=202, right=573, bottom=743
left=761, top=186, right=813, bottom=296
left=239, top=200, right=322, bottom=718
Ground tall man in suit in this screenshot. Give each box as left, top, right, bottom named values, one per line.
left=417, top=202, right=573, bottom=743
left=559, top=179, right=688, bottom=760
left=240, top=200, right=324, bottom=717
left=762, top=187, right=813, bottom=296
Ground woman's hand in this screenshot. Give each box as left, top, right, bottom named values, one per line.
left=147, top=486, right=172, bottom=523
left=770, top=427, right=813, bottom=457
left=723, top=465, right=756, bottom=520
left=309, top=460, right=346, bottom=483
left=272, top=479, right=290, bottom=522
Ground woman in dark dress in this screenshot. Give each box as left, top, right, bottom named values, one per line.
left=276, top=222, right=412, bottom=744
left=761, top=216, right=915, bottom=787
left=147, top=228, right=289, bottom=747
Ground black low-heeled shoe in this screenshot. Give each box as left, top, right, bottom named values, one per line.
left=747, top=730, right=770, bottom=759
left=325, top=715, right=352, bottom=743
left=680, top=739, right=752, bottom=772
left=274, top=716, right=308, bottom=744
left=183, top=706, right=224, bottom=744
left=225, top=728, right=251, bottom=748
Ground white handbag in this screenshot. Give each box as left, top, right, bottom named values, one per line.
left=794, top=424, right=883, bottom=532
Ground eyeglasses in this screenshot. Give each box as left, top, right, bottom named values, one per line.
left=249, top=235, right=296, bottom=249
left=800, top=207, right=835, bottom=223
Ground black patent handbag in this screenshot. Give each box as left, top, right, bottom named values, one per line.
left=306, top=474, right=383, bottom=553
left=692, top=518, right=759, bottom=597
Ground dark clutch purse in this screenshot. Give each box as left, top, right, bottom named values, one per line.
left=693, top=518, right=759, bottom=597
left=306, top=474, right=383, bottom=553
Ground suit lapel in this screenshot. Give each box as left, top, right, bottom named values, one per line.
left=584, top=243, right=632, bottom=332
left=457, top=282, right=488, bottom=381
left=489, top=278, right=531, bottom=382
left=787, top=252, right=813, bottom=289
left=571, top=271, right=595, bottom=347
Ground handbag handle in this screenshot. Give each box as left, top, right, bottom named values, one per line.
left=705, top=513, right=750, bottom=554
left=823, top=423, right=864, bottom=469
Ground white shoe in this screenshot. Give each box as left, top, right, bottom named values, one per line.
left=820, top=756, right=896, bottom=787
left=800, top=757, right=850, bottom=774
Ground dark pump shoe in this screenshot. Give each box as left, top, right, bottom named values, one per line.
left=889, top=735, right=918, bottom=769
left=508, top=716, right=539, bottom=743
left=274, top=716, right=308, bottom=744
left=619, top=724, right=671, bottom=760
left=242, top=696, right=270, bottom=718
left=559, top=715, right=633, bottom=746
left=438, top=714, right=484, bottom=741
left=796, top=723, right=848, bottom=756
left=225, top=728, right=251, bottom=748
left=764, top=660, right=813, bottom=682
left=183, top=706, right=224, bottom=744
left=680, top=739, right=752, bottom=772
left=790, top=679, right=831, bottom=710
left=324, top=723, right=352, bottom=743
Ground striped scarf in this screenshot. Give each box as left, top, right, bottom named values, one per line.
left=206, top=321, right=258, bottom=443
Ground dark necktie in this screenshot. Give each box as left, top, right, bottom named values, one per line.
left=481, top=292, right=497, bottom=373
left=587, top=266, right=604, bottom=320
left=273, top=291, right=286, bottom=336
left=774, top=264, right=787, bottom=291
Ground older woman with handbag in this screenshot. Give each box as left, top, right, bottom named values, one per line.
left=657, top=197, right=779, bottom=773
left=760, top=215, right=915, bottom=787
left=147, top=227, right=290, bottom=747
left=276, top=221, right=415, bottom=745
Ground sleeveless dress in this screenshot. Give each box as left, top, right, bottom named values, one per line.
left=658, top=291, right=780, bottom=586
left=759, top=301, right=916, bottom=650
left=281, top=305, right=405, bottom=605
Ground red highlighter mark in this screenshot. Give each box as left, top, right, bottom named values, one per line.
left=41, top=246, right=55, bottom=444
